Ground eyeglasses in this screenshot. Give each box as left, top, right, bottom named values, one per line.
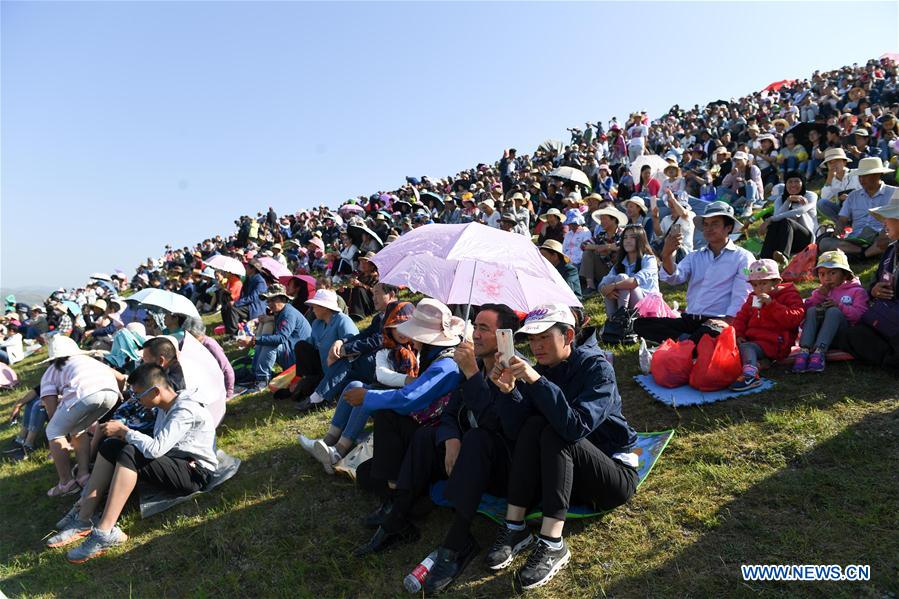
left=131, top=386, right=157, bottom=401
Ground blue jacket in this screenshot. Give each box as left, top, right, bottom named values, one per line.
left=235, top=273, right=268, bottom=319
left=364, top=347, right=462, bottom=415
left=520, top=333, right=636, bottom=455
left=435, top=363, right=532, bottom=447
left=342, top=312, right=384, bottom=357
left=255, top=304, right=311, bottom=350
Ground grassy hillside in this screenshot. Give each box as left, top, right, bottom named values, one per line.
left=1, top=276, right=897, bottom=598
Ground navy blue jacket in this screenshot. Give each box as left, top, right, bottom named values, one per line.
left=234, top=273, right=268, bottom=319
left=342, top=311, right=384, bottom=357
left=255, top=303, right=311, bottom=350
left=520, top=333, right=636, bottom=455
left=436, top=362, right=532, bottom=447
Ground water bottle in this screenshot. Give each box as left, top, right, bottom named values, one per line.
left=403, top=550, right=438, bottom=593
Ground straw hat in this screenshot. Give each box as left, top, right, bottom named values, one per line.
left=394, top=299, right=464, bottom=347
left=510, top=192, right=526, bottom=202
left=538, top=208, right=564, bottom=222
left=539, top=239, right=570, bottom=263
left=478, top=198, right=495, bottom=210
left=821, top=147, right=849, bottom=165
left=622, top=197, right=648, bottom=215
left=815, top=250, right=853, bottom=276
left=40, top=336, right=89, bottom=363
left=869, top=188, right=899, bottom=222
left=591, top=206, right=627, bottom=228
left=305, top=289, right=341, bottom=312
left=772, top=118, right=789, bottom=128
left=88, top=299, right=108, bottom=313
left=663, top=163, right=681, bottom=177
left=852, top=157, right=894, bottom=177
left=747, top=259, right=782, bottom=282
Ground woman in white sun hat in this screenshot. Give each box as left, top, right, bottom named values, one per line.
left=40, top=336, right=121, bottom=497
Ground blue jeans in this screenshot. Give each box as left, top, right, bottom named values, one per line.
left=799, top=307, right=847, bottom=352
left=23, top=397, right=48, bottom=433
left=252, top=342, right=293, bottom=383
left=331, top=381, right=371, bottom=442
left=817, top=198, right=842, bottom=223
left=314, top=352, right=377, bottom=403
left=805, top=158, right=823, bottom=180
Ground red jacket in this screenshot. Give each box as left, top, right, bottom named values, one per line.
left=733, top=282, right=805, bottom=360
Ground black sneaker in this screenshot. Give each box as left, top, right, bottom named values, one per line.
left=423, top=537, right=480, bottom=594
left=362, top=499, right=393, bottom=529
left=484, top=525, right=533, bottom=570
left=3, top=445, right=31, bottom=461
left=353, top=523, right=420, bottom=557
left=514, top=538, right=571, bottom=591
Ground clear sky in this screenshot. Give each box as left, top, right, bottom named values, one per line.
left=2, top=1, right=897, bottom=289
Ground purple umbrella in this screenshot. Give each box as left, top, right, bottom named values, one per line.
left=256, top=256, right=291, bottom=280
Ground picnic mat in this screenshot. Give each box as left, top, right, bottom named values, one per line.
left=634, top=374, right=775, bottom=407
left=429, top=430, right=675, bottom=524
left=138, top=449, right=241, bottom=518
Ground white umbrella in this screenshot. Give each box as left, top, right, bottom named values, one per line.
left=131, top=288, right=201, bottom=321
left=89, top=272, right=113, bottom=282
left=205, top=255, right=246, bottom=277
left=629, top=154, right=671, bottom=183
left=548, top=166, right=591, bottom=189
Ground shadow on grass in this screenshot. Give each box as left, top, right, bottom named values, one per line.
left=606, top=405, right=899, bottom=597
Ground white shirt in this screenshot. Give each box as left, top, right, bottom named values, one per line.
left=659, top=240, right=753, bottom=317
left=820, top=171, right=860, bottom=202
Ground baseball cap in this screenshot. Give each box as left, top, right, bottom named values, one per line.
left=516, top=303, right=576, bottom=335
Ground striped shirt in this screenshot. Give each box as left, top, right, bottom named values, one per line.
left=40, top=355, right=120, bottom=406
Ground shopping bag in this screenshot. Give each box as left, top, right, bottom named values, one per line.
left=635, top=292, right=680, bottom=319
left=781, top=243, right=817, bottom=283
left=689, top=327, right=742, bottom=391
left=650, top=338, right=695, bottom=388
left=268, top=364, right=298, bottom=392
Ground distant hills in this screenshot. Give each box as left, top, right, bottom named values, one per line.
left=0, top=286, right=57, bottom=308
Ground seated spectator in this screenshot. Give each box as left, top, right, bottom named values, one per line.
left=598, top=225, right=659, bottom=318
left=817, top=148, right=859, bottom=223
left=484, top=304, right=638, bottom=591
left=538, top=240, right=582, bottom=300
left=720, top=151, right=764, bottom=216
left=634, top=164, right=660, bottom=200
left=103, top=322, right=147, bottom=374
left=621, top=197, right=654, bottom=242
left=300, top=301, right=416, bottom=473
left=47, top=364, right=217, bottom=564
left=350, top=299, right=464, bottom=556
left=0, top=322, right=24, bottom=365
left=777, top=132, right=809, bottom=178
left=221, top=259, right=267, bottom=336
left=40, top=336, right=121, bottom=497
left=4, top=386, right=45, bottom=461
left=650, top=188, right=695, bottom=261
left=758, top=172, right=818, bottom=260
left=295, top=289, right=359, bottom=413
left=239, top=284, right=311, bottom=392
left=659, top=163, right=685, bottom=199
left=536, top=208, right=565, bottom=245
left=560, top=209, right=592, bottom=271
left=750, top=134, right=780, bottom=190
left=634, top=202, right=753, bottom=343
left=792, top=250, right=868, bottom=374
left=819, top=157, right=897, bottom=258
left=729, top=260, right=804, bottom=391
left=580, top=206, right=626, bottom=294
left=843, top=193, right=899, bottom=366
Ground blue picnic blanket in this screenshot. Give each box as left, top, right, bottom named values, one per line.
left=634, top=374, right=775, bottom=407
left=430, top=430, right=674, bottom=524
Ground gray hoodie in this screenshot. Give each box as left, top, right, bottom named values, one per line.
left=124, top=388, right=218, bottom=473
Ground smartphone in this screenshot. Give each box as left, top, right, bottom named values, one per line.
left=496, top=329, right=515, bottom=368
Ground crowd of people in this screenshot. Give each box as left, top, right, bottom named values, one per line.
left=3, top=56, right=899, bottom=593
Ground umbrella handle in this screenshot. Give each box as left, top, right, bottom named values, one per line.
left=462, top=261, right=477, bottom=324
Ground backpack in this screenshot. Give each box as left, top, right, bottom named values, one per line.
left=601, top=307, right=639, bottom=345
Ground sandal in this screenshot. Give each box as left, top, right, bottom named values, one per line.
left=47, top=479, right=82, bottom=497
left=76, top=473, right=91, bottom=488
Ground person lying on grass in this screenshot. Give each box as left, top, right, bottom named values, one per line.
left=485, top=304, right=639, bottom=592
left=47, top=363, right=218, bottom=564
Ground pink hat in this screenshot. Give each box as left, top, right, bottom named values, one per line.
left=747, top=259, right=782, bottom=282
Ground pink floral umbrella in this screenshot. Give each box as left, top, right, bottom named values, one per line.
left=371, top=223, right=581, bottom=313
left=256, top=256, right=291, bottom=280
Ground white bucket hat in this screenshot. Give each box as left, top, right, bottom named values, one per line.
left=516, top=303, right=576, bottom=335
left=40, top=336, right=89, bottom=363
left=869, top=188, right=899, bottom=222
left=852, top=157, right=894, bottom=177
left=394, top=299, right=465, bottom=347
left=305, top=289, right=341, bottom=312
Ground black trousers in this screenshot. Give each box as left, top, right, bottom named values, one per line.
left=371, top=410, right=422, bottom=484
left=760, top=218, right=812, bottom=260
left=221, top=297, right=250, bottom=336
left=843, top=323, right=899, bottom=368
left=506, top=415, right=638, bottom=522
left=99, top=438, right=210, bottom=495
left=293, top=340, right=325, bottom=397
left=633, top=316, right=723, bottom=344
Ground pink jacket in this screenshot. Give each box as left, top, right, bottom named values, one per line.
left=804, top=278, right=869, bottom=325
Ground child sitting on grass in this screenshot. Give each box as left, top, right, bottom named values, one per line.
left=793, top=250, right=869, bottom=373
left=730, top=259, right=805, bottom=391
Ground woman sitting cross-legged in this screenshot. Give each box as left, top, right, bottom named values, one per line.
left=598, top=224, right=659, bottom=319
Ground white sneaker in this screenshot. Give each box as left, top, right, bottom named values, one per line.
left=297, top=435, right=318, bottom=455
left=311, top=440, right=340, bottom=475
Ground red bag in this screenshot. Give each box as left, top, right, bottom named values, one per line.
left=651, top=338, right=695, bottom=388
left=689, top=327, right=742, bottom=391
left=268, top=364, right=299, bottom=393
left=781, top=243, right=817, bottom=283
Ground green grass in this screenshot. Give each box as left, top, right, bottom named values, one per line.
left=2, top=282, right=898, bottom=598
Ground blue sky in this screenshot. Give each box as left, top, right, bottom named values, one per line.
left=2, top=1, right=896, bottom=289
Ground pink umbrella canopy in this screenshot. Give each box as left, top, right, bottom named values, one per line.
left=205, top=254, right=246, bottom=277
left=371, top=223, right=581, bottom=312
left=339, top=203, right=366, bottom=215
left=256, top=256, right=291, bottom=279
